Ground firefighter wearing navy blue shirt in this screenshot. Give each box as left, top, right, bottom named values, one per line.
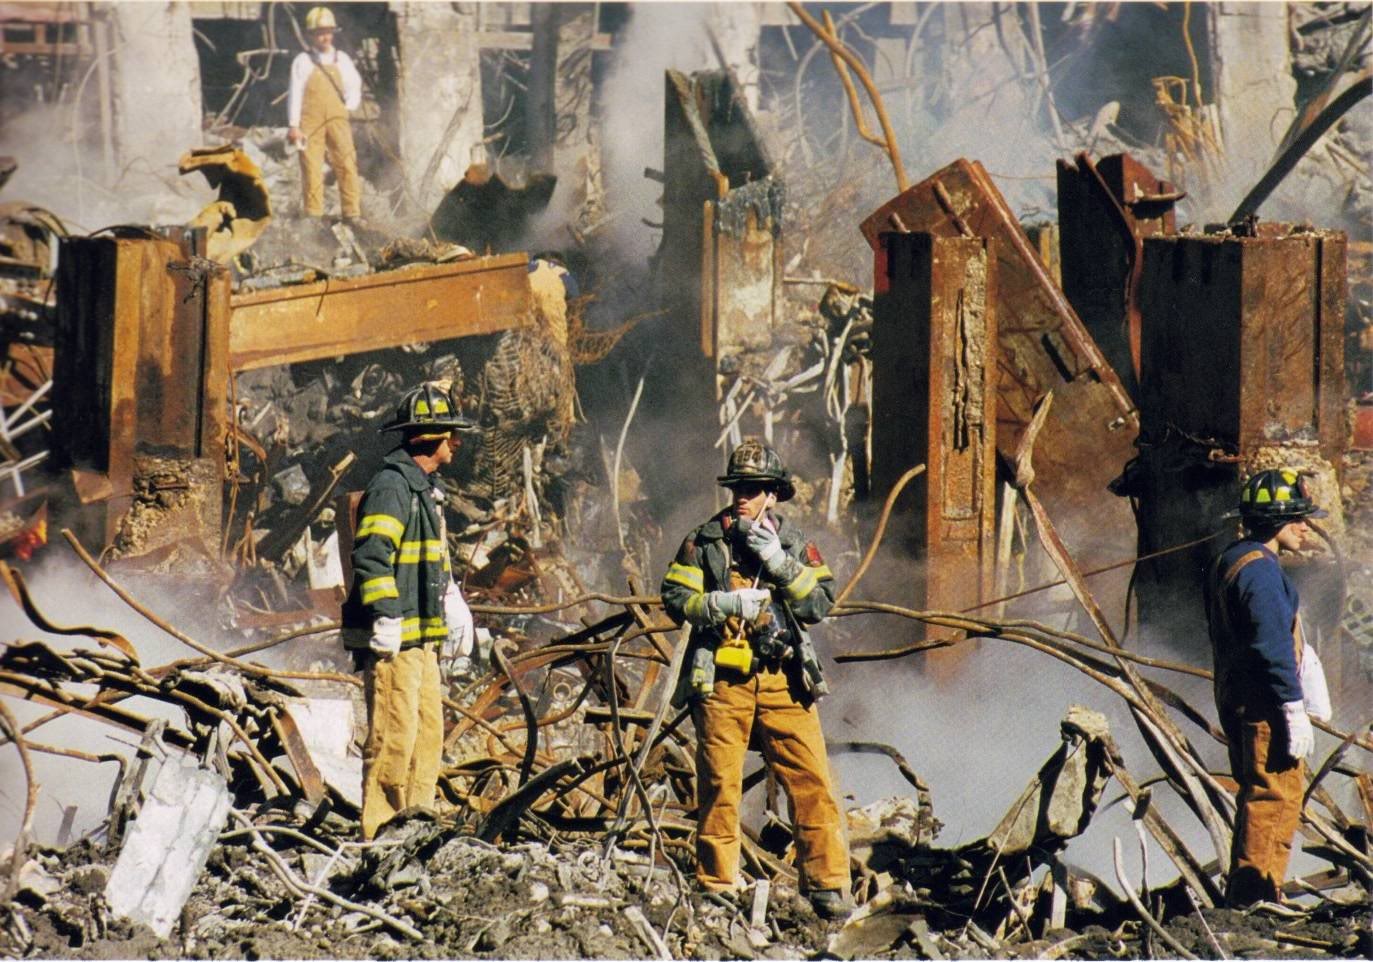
left=1205, top=468, right=1330, bottom=906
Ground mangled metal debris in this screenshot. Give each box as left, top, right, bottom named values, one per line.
left=179, top=144, right=273, bottom=265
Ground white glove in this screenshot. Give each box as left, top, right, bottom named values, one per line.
left=1298, top=646, right=1332, bottom=723
left=706, top=588, right=772, bottom=624
left=1281, top=700, right=1314, bottom=759
left=742, top=519, right=802, bottom=582
left=444, top=582, right=475, bottom=660
left=369, top=616, right=403, bottom=659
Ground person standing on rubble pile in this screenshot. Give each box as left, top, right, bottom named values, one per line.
left=286, top=6, right=363, bottom=223
left=1205, top=467, right=1333, bottom=906
left=342, top=383, right=478, bottom=840
left=660, top=438, right=852, bottom=920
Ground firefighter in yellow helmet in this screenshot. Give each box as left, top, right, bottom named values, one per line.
left=287, top=6, right=363, bottom=221
left=1205, top=468, right=1333, bottom=905
left=660, top=439, right=852, bottom=920
left=342, top=384, right=479, bottom=839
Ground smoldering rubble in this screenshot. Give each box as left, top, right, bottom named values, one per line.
left=2, top=2, right=1373, bottom=961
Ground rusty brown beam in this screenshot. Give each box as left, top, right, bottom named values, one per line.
left=228, top=253, right=533, bottom=371
left=862, top=159, right=1140, bottom=611
left=1229, top=66, right=1372, bottom=223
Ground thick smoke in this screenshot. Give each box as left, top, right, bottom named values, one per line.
left=597, top=3, right=718, bottom=265
left=1, top=104, right=210, bottom=234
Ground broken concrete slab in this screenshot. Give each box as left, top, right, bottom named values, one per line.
left=977, top=705, right=1112, bottom=859
left=104, top=753, right=231, bottom=938
left=275, top=698, right=362, bottom=811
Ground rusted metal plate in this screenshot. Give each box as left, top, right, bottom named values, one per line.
left=271, top=707, right=326, bottom=804
left=1139, top=231, right=1347, bottom=461
left=1133, top=228, right=1348, bottom=637
left=872, top=233, right=998, bottom=624
left=55, top=234, right=224, bottom=482
left=1057, top=152, right=1180, bottom=397
left=228, top=254, right=533, bottom=371
left=863, top=159, right=1139, bottom=582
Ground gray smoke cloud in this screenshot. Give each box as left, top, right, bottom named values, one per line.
left=598, top=3, right=717, bottom=266
left=0, top=103, right=210, bottom=234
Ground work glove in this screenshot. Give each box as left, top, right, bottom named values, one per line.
left=369, top=616, right=403, bottom=659
left=444, top=582, right=475, bottom=661
left=1281, top=700, right=1315, bottom=760
left=743, top=520, right=802, bottom=584
left=705, top=588, right=772, bottom=625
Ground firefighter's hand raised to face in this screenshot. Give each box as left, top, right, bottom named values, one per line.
left=742, top=519, right=802, bottom=584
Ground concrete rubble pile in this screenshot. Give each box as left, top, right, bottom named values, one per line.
left=1, top=3, right=1372, bottom=959
left=2, top=530, right=1371, bottom=958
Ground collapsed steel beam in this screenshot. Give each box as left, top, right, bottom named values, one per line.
left=228, top=253, right=533, bottom=370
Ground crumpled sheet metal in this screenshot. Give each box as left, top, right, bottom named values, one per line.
left=179, top=144, right=273, bottom=265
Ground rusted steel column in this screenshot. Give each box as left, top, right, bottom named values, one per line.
left=871, top=232, right=998, bottom=629
left=657, top=68, right=779, bottom=492
left=53, top=231, right=227, bottom=550
left=1057, top=152, right=1180, bottom=398
left=709, top=180, right=784, bottom=360
left=1130, top=227, right=1348, bottom=639
left=862, top=160, right=1139, bottom=623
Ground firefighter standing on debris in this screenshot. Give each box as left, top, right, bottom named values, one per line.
left=1205, top=468, right=1333, bottom=906
left=343, top=383, right=478, bottom=840
left=287, top=6, right=363, bottom=222
left=660, top=439, right=852, bottom=920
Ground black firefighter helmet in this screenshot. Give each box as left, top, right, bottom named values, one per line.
left=1237, top=467, right=1328, bottom=524
left=380, top=382, right=478, bottom=440
left=717, top=438, right=796, bottom=502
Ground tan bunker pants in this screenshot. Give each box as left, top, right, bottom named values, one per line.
left=298, top=63, right=361, bottom=219
left=693, top=667, right=850, bottom=892
left=361, top=645, right=442, bottom=840
left=1223, top=709, right=1305, bottom=905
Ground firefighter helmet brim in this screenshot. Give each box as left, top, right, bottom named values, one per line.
left=1236, top=468, right=1328, bottom=523
left=380, top=383, right=478, bottom=434
left=717, top=438, right=796, bottom=502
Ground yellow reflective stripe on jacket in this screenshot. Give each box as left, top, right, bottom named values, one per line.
left=399, top=616, right=448, bottom=642
left=357, top=513, right=405, bottom=546
left=396, top=539, right=446, bottom=564
left=360, top=575, right=399, bottom=604
left=683, top=593, right=708, bottom=622
left=783, top=564, right=832, bottom=602
left=665, top=562, right=705, bottom=593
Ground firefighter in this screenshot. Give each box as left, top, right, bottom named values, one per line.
left=342, top=383, right=478, bottom=840
left=660, top=439, right=851, bottom=920
left=1204, top=468, right=1332, bottom=906
left=287, top=6, right=363, bottom=222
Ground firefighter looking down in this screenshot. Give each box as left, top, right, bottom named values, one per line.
left=342, top=383, right=478, bottom=840
left=287, top=6, right=363, bottom=222
left=660, top=439, right=851, bottom=920
left=1205, top=467, right=1333, bottom=906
